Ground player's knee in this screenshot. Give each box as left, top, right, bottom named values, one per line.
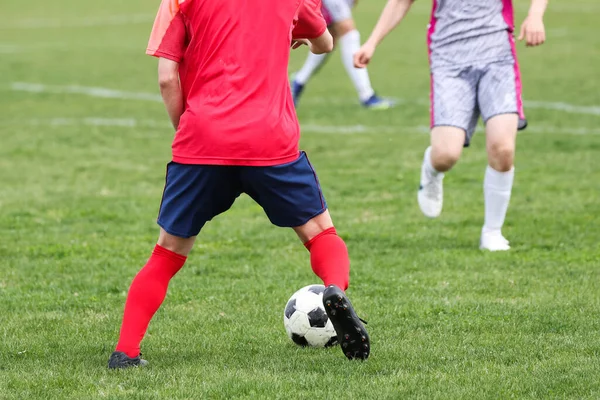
left=157, top=228, right=196, bottom=256
left=431, top=147, right=461, bottom=171
left=294, top=210, right=334, bottom=243
left=430, top=127, right=465, bottom=171
left=333, top=19, right=355, bottom=37
left=487, top=143, right=515, bottom=171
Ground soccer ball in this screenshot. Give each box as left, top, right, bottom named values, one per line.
left=283, top=284, right=338, bottom=348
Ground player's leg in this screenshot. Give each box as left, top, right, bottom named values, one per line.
left=419, top=67, right=478, bottom=218
left=483, top=114, right=517, bottom=249
left=291, top=4, right=337, bottom=107
left=109, top=228, right=193, bottom=369
left=292, top=210, right=369, bottom=360
left=241, top=152, right=369, bottom=360
left=288, top=173, right=369, bottom=361
left=331, top=18, right=373, bottom=104
left=478, top=61, right=521, bottom=251
left=242, top=156, right=348, bottom=290
left=293, top=210, right=349, bottom=290
left=109, top=163, right=241, bottom=368
left=418, top=127, right=465, bottom=218
left=291, top=50, right=332, bottom=107
left=326, top=0, right=394, bottom=108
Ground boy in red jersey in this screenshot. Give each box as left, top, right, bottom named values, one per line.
left=108, top=0, right=370, bottom=369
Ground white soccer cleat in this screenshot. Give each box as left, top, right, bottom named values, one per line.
left=479, top=231, right=510, bottom=251
left=418, top=157, right=444, bottom=218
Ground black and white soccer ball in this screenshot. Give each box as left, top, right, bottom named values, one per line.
left=283, top=284, right=337, bottom=348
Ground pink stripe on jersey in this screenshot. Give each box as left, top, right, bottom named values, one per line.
left=501, top=0, right=515, bottom=31
left=501, top=0, right=525, bottom=118
left=427, top=0, right=438, bottom=50
left=428, top=0, right=438, bottom=127
left=507, top=33, right=525, bottom=119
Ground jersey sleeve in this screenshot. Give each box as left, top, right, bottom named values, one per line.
left=146, top=0, right=187, bottom=62
left=292, top=0, right=327, bottom=40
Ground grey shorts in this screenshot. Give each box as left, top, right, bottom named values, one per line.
left=430, top=60, right=525, bottom=145
left=322, top=0, right=354, bottom=25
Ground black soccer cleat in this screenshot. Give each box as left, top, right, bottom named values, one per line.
left=323, top=285, right=370, bottom=360
left=107, top=351, right=148, bottom=369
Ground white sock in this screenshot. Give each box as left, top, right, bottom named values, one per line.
left=294, top=52, right=329, bottom=85
left=339, top=30, right=375, bottom=102
left=424, top=146, right=443, bottom=177
left=483, top=166, right=515, bottom=234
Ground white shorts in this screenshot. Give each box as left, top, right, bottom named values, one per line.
left=322, top=0, right=354, bottom=25
left=430, top=59, right=525, bottom=145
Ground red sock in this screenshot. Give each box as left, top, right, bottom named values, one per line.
left=304, top=227, right=350, bottom=290
left=115, top=244, right=186, bottom=358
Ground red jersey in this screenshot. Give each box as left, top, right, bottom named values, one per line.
left=147, top=0, right=327, bottom=166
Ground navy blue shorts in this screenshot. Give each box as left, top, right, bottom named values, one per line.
left=157, top=152, right=328, bottom=238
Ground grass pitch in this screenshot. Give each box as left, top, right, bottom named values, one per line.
left=1, top=0, right=599, bottom=398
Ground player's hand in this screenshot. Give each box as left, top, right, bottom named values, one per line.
left=291, top=39, right=310, bottom=50
left=518, top=15, right=546, bottom=47
left=353, top=42, right=376, bottom=68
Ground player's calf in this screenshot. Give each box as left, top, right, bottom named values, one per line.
left=304, top=227, right=350, bottom=291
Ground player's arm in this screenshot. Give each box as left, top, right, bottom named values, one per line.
left=353, top=0, right=414, bottom=68
left=518, top=0, right=548, bottom=47
left=292, top=31, right=334, bottom=54
left=291, top=0, right=334, bottom=54
left=158, top=58, right=184, bottom=130
left=309, top=29, right=334, bottom=54
left=146, top=0, right=187, bottom=130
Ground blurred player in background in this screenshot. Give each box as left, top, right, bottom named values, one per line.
left=107, top=0, right=370, bottom=369
left=291, top=0, right=396, bottom=109
left=355, top=0, right=548, bottom=250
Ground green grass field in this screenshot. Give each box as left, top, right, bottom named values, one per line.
left=1, top=0, right=600, bottom=398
